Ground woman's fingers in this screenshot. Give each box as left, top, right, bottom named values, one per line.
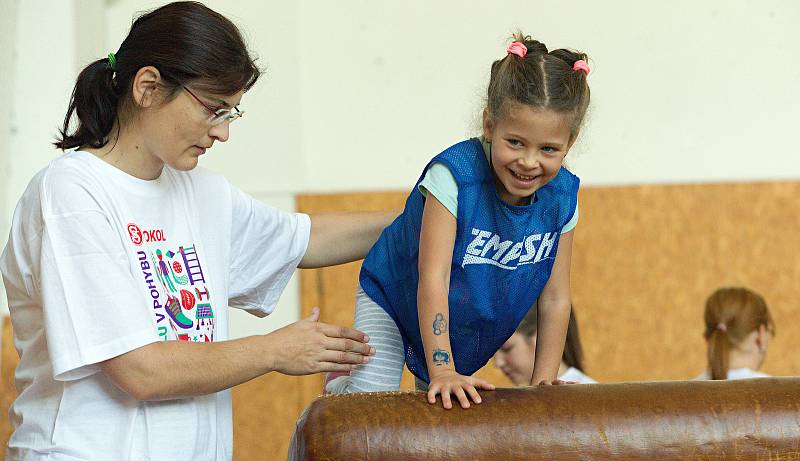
left=319, top=350, right=370, bottom=365
left=317, top=362, right=355, bottom=373
left=318, top=322, right=370, bottom=343
left=324, top=337, right=374, bottom=356
left=303, top=307, right=320, bottom=322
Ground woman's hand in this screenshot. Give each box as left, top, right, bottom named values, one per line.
left=266, top=307, right=375, bottom=375
left=427, top=370, right=495, bottom=409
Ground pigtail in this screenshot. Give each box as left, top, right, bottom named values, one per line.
left=486, top=32, right=591, bottom=140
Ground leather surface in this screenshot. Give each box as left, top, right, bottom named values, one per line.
left=289, top=379, right=800, bottom=460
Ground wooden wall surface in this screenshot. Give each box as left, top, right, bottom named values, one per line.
left=2, top=182, right=799, bottom=460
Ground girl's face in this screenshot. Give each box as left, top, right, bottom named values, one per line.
left=483, top=105, right=573, bottom=206
left=493, top=332, right=536, bottom=386
left=139, top=84, right=244, bottom=172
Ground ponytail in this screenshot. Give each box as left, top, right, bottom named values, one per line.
left=708, top=326, right=730, bottom=380
left=55, top=58, right=121, bottom=150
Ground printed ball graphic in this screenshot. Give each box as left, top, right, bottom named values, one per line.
left=172, top=261, right=183, bottom=273
left=180, top=290, right=196, bottom=310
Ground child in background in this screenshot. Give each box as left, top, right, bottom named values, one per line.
left=327, top=32, right=591, bottom=409
left=696, top=287, right=775, bottom=380
left=494, top=303, right=596, bottom=385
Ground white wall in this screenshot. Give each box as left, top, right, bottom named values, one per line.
left=298, top=0, right=800, bottom=189
left=4, top=0, right=800, bottom=334
left=0, top=0, right=17, bottom=314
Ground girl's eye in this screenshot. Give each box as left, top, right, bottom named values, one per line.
left=507, top=139, right=523, bottom=147
left=542, top=146, right=558, bottom=154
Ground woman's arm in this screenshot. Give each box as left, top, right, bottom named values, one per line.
left=299, top=211, right=398, bottom=268
left=99, top=308, right=374, bottom=401
left=418, top=195, right=494, bottom=409
left=530, top=230, right=573, bottom=385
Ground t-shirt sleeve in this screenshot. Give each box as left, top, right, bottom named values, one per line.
left=227, top=184, right=311, bottom=317
left=38, top=179, right=159, bottom=381
left=417, top=162, right=458, bottom=217
left=561, top=199, right=579, bottom=234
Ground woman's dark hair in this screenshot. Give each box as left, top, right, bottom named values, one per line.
left=516, top=302, right=586, bottom=371
left=487, top=32, right=590, bottom=141
left=55, top=1, right=261, bottom=150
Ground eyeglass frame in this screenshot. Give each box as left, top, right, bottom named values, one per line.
left=183, top=86, right=244, bottom=126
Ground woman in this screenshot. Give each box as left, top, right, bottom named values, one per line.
left=0, top=2, right=392, bottom=459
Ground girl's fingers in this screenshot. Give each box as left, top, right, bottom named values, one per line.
left=441, top=389, right=453, bottom=409
left=465, top=385, right=482, bottom=404
left=427, top=386, right=440, bottom=404
left=472, top=379, right=496, bottom=390
left=453, top=387, right=470, bottom=409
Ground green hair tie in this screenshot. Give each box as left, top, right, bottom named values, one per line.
left=107, top=52, right=117, bottom=71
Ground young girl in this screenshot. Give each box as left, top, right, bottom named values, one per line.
left=696, top=287, right=775, bottom=380
left=327, top=33, right=590, bottom=409
left=494, top=303, right=596, bottom=385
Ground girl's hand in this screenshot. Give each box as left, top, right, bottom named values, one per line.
left=427, top=370, right=495, bottom=409
left=534, top=378, right=577, bottom=385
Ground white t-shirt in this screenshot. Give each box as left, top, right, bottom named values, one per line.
left=559, top=367, right=597, bottom=384
left=0, top=150, right=311, bottom=460
left=694, top=368, right=770, bottom=380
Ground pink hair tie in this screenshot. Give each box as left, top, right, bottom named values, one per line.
left=507, top=42, right=527, bottom=58
left=573, top=59, right=590, bottom=76
left=716, top=323, right=728, bottom=333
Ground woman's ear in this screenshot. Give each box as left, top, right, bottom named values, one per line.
left=131, top=66, right=163, bottom=108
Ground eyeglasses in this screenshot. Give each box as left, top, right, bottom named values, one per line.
left=183, top=86, right=244, bottom=126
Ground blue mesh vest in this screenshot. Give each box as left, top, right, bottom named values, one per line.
left=360, top=138, right=579, bottom=383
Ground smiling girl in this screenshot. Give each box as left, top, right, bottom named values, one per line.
left=326, top=33, right=591, bottom=409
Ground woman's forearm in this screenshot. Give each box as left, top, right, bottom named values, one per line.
left=299, top=211, right=397, bottom=268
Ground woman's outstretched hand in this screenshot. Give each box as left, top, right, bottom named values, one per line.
left=266, top=307, right=375, bottom=375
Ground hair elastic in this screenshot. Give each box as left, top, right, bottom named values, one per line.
left=506, top=42, right=527, bottom=58
left=716, top=323, right=728, bottom=333
left=573, top=59, right=590, bottom=76
left=107, top=52, right=117, bottom=71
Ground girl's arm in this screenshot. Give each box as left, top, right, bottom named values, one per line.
left=530, top=229, right=574, bottom=385
left=299, top=211, right=398, bottom=268
left=418, top=195, right=494, bottom=409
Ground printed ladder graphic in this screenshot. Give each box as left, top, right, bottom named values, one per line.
left=180, top=246, right=206, bottom=285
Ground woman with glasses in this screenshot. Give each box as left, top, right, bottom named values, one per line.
left=0, top=2, right=390, bottom=459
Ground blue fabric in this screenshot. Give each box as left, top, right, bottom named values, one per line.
left=360, top=138, right=579, bottom=383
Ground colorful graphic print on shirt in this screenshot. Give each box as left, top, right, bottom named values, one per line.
left=137, top=245, right=215, bottom=342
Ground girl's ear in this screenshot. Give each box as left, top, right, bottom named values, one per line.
left=482, top=108, right=494, bottom=141
left=756, top=324, right=769, bottom=352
